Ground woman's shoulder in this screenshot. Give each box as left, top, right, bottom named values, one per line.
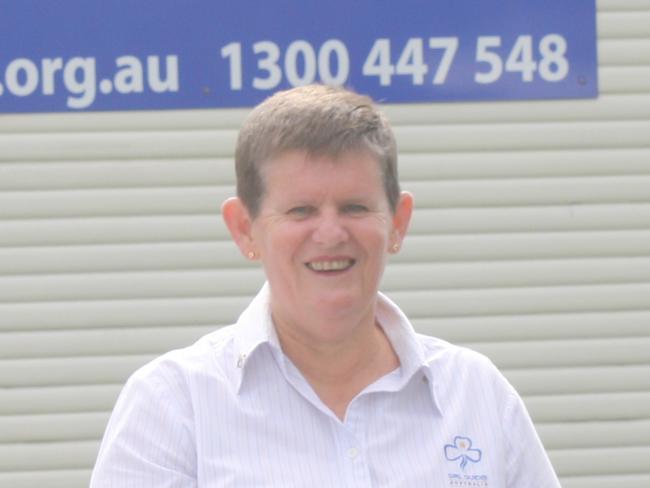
left=125, top=324, right=239, bottom=390
left=416, top=333, right=502, bottom=377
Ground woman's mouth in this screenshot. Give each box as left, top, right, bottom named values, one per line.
left=305, top=259, right=355, bottom=272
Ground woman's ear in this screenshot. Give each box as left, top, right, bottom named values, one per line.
left=221, top=197, right=256, bottom=259
left=390, top=191, right=414, bottom=252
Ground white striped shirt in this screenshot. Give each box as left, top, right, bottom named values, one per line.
left=91, top=284, right=560, bottom=487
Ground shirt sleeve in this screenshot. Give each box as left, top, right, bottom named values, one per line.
left=503, top=389, right=561, bottom=488
left=90, top=364, right=197, bottom=488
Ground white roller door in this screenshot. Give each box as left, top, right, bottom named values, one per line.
left=1, top=1, right=649, bottom=486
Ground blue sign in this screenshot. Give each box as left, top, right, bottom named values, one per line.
left=0, top=0, right=597, bottom=113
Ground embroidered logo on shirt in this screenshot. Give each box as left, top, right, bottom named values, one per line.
left=444, top=436, right=482, bottom=470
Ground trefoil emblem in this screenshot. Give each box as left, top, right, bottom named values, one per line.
left=444, top=436, right=482, bottom=470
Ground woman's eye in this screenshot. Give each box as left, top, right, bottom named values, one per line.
left=343, top=204, right=369, bottom=214
left=287, top=206, right=313, bottom=217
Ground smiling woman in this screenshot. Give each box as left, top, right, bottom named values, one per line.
left=90, top=85, right=560, bottom=487
left=223, top=149, right=412, bottom=353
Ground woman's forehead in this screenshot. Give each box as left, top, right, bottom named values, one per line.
left=260, top=150, right=386, bottom=201
left=264, top=150, right=381, bottom=179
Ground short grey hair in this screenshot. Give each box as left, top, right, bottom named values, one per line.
left=234, top=84, right=400, bottom=217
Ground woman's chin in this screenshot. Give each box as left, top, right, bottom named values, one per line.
left=309, top=290, right=375, bottom=321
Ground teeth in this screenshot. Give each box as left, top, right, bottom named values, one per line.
left=307, top=260, right=353, bottom=271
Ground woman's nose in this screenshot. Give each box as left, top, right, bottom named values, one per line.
left=312, top=211, right=349, bottom=247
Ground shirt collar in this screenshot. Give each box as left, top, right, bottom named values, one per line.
left=231, top=282, right=280, bottom=391
left=375, top=291, right=444, bottom=415
left=231, top=283, right=443, bottom=416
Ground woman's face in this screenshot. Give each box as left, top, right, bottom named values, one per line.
left=245, top=149, right=412, bottom=345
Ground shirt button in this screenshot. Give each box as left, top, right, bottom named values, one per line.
left=347, top=447, right=359, bottom=459
left=236, top=353, right=247, bottom=368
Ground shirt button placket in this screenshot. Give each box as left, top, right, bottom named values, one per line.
left=343, top=403, right=373, bottom=487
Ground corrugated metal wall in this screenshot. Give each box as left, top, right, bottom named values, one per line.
left=1, top=1, right=649, bottom=486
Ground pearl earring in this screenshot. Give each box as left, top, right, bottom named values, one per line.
left=247, top=251, right=255, bottom=260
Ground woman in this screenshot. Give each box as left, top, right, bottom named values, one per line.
left=91, top=85, right=560, bottom=487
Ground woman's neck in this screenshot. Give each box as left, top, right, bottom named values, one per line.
left=273, top=313, right=400, bottom=420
